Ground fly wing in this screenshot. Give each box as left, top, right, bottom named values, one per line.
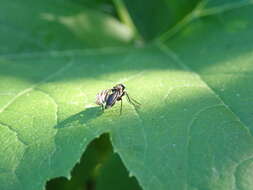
left=105, top=91, right=119, bottom=109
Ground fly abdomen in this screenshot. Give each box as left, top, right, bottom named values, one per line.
left=96, top=89, right=110, bottom=105
left=105, top=92, right=118, bottom=108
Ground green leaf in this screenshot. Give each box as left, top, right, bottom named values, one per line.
left=64, top=0, right=117, bottom=17
left=96, top=153, right=141, bottom=190
left=159, top=2, right=253, bottom=190
left=203, top=0, right=251, bottom=11
left=0, top=0, right=133, bottom=55
left=122, top=0, right=200, bottom=40
left=1, top=1, right=253, bottom=190
left=157, top=0, right=252, bottom=42
left=46, top=134, right=115, bottom=190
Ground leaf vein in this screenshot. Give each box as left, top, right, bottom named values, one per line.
left=0, top=121, right=28, bottom=146
left=35, top=89, right=59, bottom=125
left=198, top=0, right=253, bottom=17
left=158, top=43, right=252, bottom=136
left=131, top=107, right=148, bottom=167
left=1, top=46, right=132, bottom=59
left=0, top=61, right=74, bottom=114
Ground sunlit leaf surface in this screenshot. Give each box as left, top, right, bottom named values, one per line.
left=1, top=0, right=253, bottom=190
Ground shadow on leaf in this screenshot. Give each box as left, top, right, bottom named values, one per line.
left=55, top=106, right=103, bottom=129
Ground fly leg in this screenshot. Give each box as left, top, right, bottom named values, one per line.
left=125, top=92, right=141, bottom=108
left=116, top=97, right=123, bottom=115
left=101, top=104, right=105, bottom=112
left=120, top=98, right=123, bottom=115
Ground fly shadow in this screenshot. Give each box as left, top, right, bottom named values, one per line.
left=55, top=106, right=102, bottom=129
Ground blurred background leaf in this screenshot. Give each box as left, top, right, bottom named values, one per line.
left=121, top=0, right=200, bottom=40
left=0, top=0, right=133, bottom=55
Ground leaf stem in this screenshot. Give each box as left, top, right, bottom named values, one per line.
left=156, top=0, right=206, bottom=43
left=112, top=0, right=144, bottom=43
left=156, top=0, right=253, bottom=43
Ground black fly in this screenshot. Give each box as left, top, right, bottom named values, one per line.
left=96, top=84, right=140, bottom=114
